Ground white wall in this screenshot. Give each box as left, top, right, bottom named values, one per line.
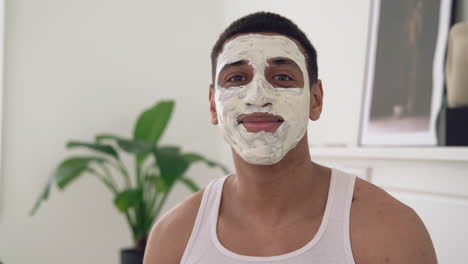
left=1, top=0, right=467, bottom=264
left=0, top=0, right=4, bottom=220
left=0, top=0, right=224, bottom=263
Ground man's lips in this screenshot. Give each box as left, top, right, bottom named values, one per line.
left=237, top=113, right=284, bottom=133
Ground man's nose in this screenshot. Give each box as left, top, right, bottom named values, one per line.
left=244, top=78, right=274, bottom=107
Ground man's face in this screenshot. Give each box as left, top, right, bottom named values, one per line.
left=211, top=33, right=311, bottom=165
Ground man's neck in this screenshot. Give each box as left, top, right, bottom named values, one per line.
left=224, top=135, right=331, bottom=227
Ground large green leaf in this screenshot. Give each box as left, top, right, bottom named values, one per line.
left=95, top=133, right=119, bottom=143
left=154, top=176, right=169, bottom=193
left=182, top=152, right=230, bottom=174
left=95, top=134, right=153, bottom=155
left=66, top=141, right=119, bottom=159
left=55, top=157, right=105, bottom=189
left=117, top=139, right=153, bottom=154
left=146, top=174, right=169, bottom=193
left=30, top=156, right=104, bottom=216
left=114, top=188, right=143, bottom=212
left=180, top=177, right=200, bottom=192
left=134, top=101, right=174, bottom=166
left=133, top=100, right=174, bottom=144
left=30, top=178, right=54, bottom=216
left=153, top=146, right=189, bottom=187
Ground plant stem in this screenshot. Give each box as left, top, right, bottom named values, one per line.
left=147, top=186, right=160, bottom=216
left=140, top=165, right=158, bottom=210
left=86, top=168, right=118, bottom=194
left=136, top=158, right=142, bottom=187
left=106, top=159, right=132, bottom=188
left=124, top=210, right=136, bottom=237
left=150, top=189, right=170, bottom=223
left=134, top=158, right=145, bottom=236
left=100, top=167, right=138, bottom=230
left=86, top=168, right=137, bottom=235
left=98, top=162, right=119, bottom=190
left=142, top=180, right=153, bottom=213
left=142, top=163, right=158, bottom=178
left=116, top=160, right=132, bottom=188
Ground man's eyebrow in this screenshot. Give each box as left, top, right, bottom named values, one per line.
left=269, top=57, right=298, bottom=66
left=220, top=60, right=248, bottom=72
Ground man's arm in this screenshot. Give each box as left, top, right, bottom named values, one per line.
left=351, top=179, right=437, bottom=264
left=143, top=190, right=204, bottom=264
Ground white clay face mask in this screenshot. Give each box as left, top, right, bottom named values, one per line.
left=214, top=34, right=310, bottom=165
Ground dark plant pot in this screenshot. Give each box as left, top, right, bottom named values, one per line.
left=121, top=248, right=144, bottom=264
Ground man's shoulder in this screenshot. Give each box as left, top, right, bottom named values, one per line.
left=350, top=178, right=437, bottom=264
left=143, top=188, right=205, bottom=264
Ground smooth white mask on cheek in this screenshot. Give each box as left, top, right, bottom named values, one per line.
left=214, top=34, right=310, bottom=165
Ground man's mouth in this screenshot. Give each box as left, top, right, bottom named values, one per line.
left=237, top=113, right=284, bottom=133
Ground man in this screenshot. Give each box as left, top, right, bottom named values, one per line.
left=144, top=12, right=437, bottom=264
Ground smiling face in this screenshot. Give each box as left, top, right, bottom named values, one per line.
left=211, top=34, right=311, bottom=165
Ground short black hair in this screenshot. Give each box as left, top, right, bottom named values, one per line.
left=211, top=11, right=318, bottom=87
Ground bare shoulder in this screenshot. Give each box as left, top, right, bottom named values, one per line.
left=143, top=188, right=205, bottom=264
left=350, top=178, right=437, bottom=264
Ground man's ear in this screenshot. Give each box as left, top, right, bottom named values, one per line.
left=309, top=79, right=324, bottom=121
left=209, top=84, right=219, bottom=125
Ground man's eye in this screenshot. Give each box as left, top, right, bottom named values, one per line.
left=273, top=74, right=293, bottom=81
left=228, top=75, right=246, bottom=82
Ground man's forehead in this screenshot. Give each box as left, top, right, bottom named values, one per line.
left=216, top=33, right=307, bottom=72
left=222, top=32, right=305, bottom=52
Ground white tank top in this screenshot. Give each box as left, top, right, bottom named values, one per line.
left=181, top=168, right=357, bottom=264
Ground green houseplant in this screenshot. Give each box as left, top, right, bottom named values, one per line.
left=30, top=100, right=228, bottom=263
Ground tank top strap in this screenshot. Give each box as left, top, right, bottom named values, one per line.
left=328, top=168, right=357, bottom=221
left=180, top=175, right=228, bottom=263
left=324, top=168, right=357, bottom=264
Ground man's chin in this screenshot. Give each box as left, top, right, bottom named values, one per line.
left=235, top=147, right=285, bottom=166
